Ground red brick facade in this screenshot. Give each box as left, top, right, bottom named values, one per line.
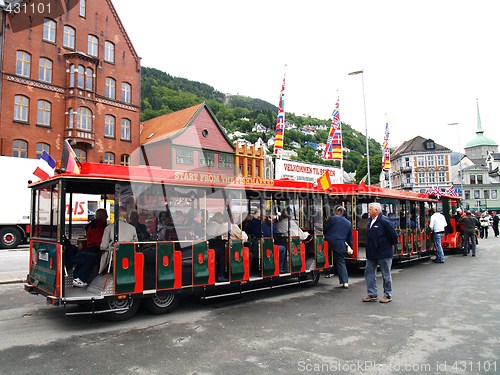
left=0, top=0, right=140, bottom=164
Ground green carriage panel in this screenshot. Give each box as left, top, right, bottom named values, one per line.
left=29, top=241, right=58, bottom=294
left=115, top=243, right=136, bottom=294
left=290, top=237, right=302, bottom=273
left=315, top=235, right=326, bottom=268
left=262, top=238, right=276, bottom=277
left=157, top=242, right=175, bottom=289
left=230, top=240, right=245, bottom=281
left=193, top=241, right=209, bottom=285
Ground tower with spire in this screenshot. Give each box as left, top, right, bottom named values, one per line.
left=464, top=99, right=498, bottom=164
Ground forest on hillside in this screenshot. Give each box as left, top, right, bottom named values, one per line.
left=141, top=67, right=382, bottom=183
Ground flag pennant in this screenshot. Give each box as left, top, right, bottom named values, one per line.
left=381, top=121, right=390, bottom=171
left=426, top=186, right=442, bottom=198
left=323, top=98, right=343, bottom=161
left=60, top=140, right=81, bottom=174
left=445, top=186, right=459, bottom=197
left=33, top=151, right=56, bottom=181
left=317, top=171, right=332, bottom=191
left=273, top=73, right=286, bottom=156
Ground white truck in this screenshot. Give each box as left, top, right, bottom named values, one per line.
left=0, top=156, right=104, bottom=248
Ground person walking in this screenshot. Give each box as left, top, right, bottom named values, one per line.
left=363, top=202, right=398, bottom=303
left=323, top=206, right=353, bottom=289
left=479, top=212, right=490, bottom=239
left=492, top=211, right=499, bottom=238
left=459, top=211, right=480, bottom=256
left=428, top=208, right=448, bottom=263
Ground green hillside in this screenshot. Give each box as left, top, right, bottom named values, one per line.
left=140, top=66, right=382, bottom=183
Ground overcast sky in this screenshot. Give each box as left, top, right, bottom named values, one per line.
left=113, top=0, right=499, bottom=152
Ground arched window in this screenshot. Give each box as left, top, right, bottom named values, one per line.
left=104, top=152, right=115, bottom=165
left=43, top=18, right=56, bottom=43
left=13, top=140, right=28, bottom=158
left=85, top=67, right=93, bottom=90
left=68, top=108, right=74, bottom=128
left=39, top=57, right=53, bottom=83
left=37, top=100, right=51, bottom=126
left=77, top=65, right=85, bottom=89
left=14, top=95, right=29, bottom=122
left=16, top=51, right=31, bottom=77
left=104, top=41, right=115, bottom=63
left=76, top=107, right=92, bottom=132
left=63, top=25, right=75, bottom=49
left=121, top=82, right=131, bottom=103
left=105, top=77, right=116, bottom=99
left=104, top=115, right=115, bottom=138
left=120, top=118, right=131, bottom=140
left=120, top=154, right=130, bottom=166
left=75, top=148, right=87, bottom=163
left=36, top=143, right=50, bottom=159
left=87, top=35, right=98, bottom=57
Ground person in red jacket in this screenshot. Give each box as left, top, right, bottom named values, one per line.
left=85, top=208, right=108, bottom=255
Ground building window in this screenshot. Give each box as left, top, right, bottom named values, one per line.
left=484, top=190, right=490, bottom=200
left=43, top=18, right=56, bottom=43
left=404, top=157, right=410, bottom=168
left=38, top=58, right=53, bottom=83
left=199, top=151, right=215, bottom=166
left=470, top=175, right=476, bottom=185
left=104, top=41, right=115, bottom=63
left=87, top=35, right=98, bottom=57
left=105, top=77, right=116, bottom=99
left=477, top=175, right=483, bottom=184
left=76, top=107, right=92, bottom=131
left=79, top=0, right=86, bottom=17
left=427, top=155, right=435, bottom=167
left=16, top=51, right=31, bottom=77
left=120, top=154, right=130, bottom=166
left=103, top=152, right=115, bottom=165
left=67, top=108, right=74, bottom=128
left=219, top=153, right=234, bottom=169
left=121, top=82, right=131, bottom=103
left=473, top=190, right=480, bottom=199
left=63, top=26, right=75, bottom=49
left=418, top=172, right=426, bottom=184
left=104, top=115, right=115, bottom=138
left=36, top=143, right=50, bottom=159
left=424, top=140, right=435, bottom=149
left=437, top=155, right=445, bottom=166
left=120, top=118, right=131, bottom=140
left=14, top=95, right=30, bottom=122
left=85, top=67, right=93, bottom=90
left=77, top=65, right=85, bottom=89
left=75, top=148, right=86, bottom=162
left=13, top=140, right=28, bottom=158
left=69, top=65, right=75, bottom=87
left=37, top=100, right=51, bottom=126
left=492, top=190, right=498, bottom=199
left=438, top=171, right=446, bottom=183
left=417, top=156, right=425, bottom=167
left=428, top=172, right=436, bottom=184
left=464, top=190, right=470, bottom=200
left=176, top=148, right=193, bottom=165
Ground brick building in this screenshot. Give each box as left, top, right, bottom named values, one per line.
left=0, top=0, right=140, bottom=164
left=137, top=102, right=236, bottom=175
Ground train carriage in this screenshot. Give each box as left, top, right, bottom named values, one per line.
left=24, top=162, right=460, bottom=321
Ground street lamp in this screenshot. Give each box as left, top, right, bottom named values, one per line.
left=349, top=69, right=370, bottom=185
left=448, top=122, right=464, bottom=201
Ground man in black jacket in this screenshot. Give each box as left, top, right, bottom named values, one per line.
left=363, top=202, right=398, bottom=303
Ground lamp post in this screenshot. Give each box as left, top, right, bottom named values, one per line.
left=349, top=70, right=370, bottom=185
left=448, top=122, right=464, bottom=201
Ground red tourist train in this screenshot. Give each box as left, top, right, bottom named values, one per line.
left=24, top=163, right=461, bottom=320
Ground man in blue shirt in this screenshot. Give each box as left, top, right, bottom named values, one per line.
left=363, top=202, right=398, bottom=303
left=324, top=206, right=353, bottom=288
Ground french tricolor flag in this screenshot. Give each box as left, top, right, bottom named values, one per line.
left=33, top=151, right=56, bottom=181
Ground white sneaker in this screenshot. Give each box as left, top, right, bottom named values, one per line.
left=342, top=283, right=349, bottom=289
left=73, top=278, right=87, bottom=288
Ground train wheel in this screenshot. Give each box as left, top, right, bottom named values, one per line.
left=0, top=227, right=22, bottom=249
left=144, top=293, right=180, bottom=315
left=102, top=298, right=141, bottom=321
left=300, top=270, right=320, bottom=287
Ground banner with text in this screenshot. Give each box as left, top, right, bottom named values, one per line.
left=275, top=159, right=342, bottom=184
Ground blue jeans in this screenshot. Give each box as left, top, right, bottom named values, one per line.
left=278, top=245, right=287, bottom=271
left=71, top=252, right=98, bottom=282
left=365, top=258, right=392, bottom=297
left=433, top=232, right=445, bottom=262
left=333, top=251, right=348, bottom=284
left=464, top=231, right=476, bottom=256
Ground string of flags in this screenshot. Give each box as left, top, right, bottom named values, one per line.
left=426, top=186, right=459, bottom=198
left=323, top=98, right=343, bottom=161
left=273, top=72, right=286, bottom=156
left=382, top=121, right=390, bottom=170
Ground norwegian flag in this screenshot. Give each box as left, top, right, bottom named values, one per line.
left=426, top=186, right=442, bottom=198
left=273, top=73, right=286, bottom=156
left=382, top=122, right=390, bottom=170
left=445, top=186, right=459, bottom=197
left=323, top=98, right=342, bottom=161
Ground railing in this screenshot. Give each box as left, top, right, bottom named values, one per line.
left=64, top=128, right=95, bottom=147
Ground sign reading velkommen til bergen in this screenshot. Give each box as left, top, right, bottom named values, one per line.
left=275, top=159, right=342, bottom=184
